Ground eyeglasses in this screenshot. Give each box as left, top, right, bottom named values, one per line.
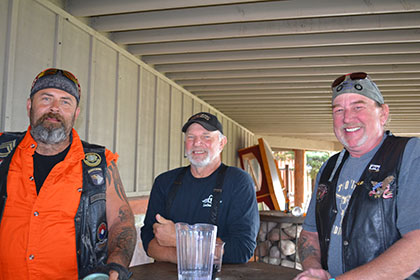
left=331, top=72, right=368, bottom=88
left=31, top=68, right=81, bottom=95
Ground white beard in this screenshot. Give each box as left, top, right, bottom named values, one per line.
left=186, top=147, right=221, bottom=168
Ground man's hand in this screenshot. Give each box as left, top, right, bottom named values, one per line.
left=293, top=268, right=331, bottom=280
left=153, top=214, right=177, bottom=247
left=109, top=270, right=119, bottom=280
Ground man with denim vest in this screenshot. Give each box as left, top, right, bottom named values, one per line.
left=0, top=68, right=136, bottom=280
left=295, top=72, right=420, bottom=280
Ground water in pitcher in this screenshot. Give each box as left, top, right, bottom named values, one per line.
left=175, top=223, right=217, bottom=280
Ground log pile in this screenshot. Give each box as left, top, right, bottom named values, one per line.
left=256, top=220, right=303, bottom=270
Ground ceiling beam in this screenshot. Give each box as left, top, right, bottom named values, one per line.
left=67, top=0, right=269, bottom=17
left=112, top=12, right=420, bottom=44
left=90, top=0, right=420, bottom=32
left=144, top=43, right=420, bottom=65
left=167, top=64, right=420, bottom=79
left=258, top=135, right=342, bottom=152
left=128, top=29, right=420, bottom=55
left=186, top=81, right=420, bottom=92
left=175, top=73, right=420, bottom=85
left=155, top=54, right=420, bottom=72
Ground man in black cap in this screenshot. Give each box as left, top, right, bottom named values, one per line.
left=295, top=73, right=420, bottom=280
left=0, top=68, right=135, bottom=280
left=141, top=112, right=259, bottom=264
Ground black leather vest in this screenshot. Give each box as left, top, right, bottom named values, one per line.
left=315, top=133, right=420, bottom=279
left=0, top=132, right=108, bottom=279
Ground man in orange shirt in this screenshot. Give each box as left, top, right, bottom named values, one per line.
left=0, top=68, right=136, bottom=280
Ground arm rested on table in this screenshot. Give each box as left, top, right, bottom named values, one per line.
left=147, top=238, right=177, bottom=263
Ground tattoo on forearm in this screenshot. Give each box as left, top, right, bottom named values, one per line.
left=118, top=205, right=131, bottom=223
left=109, top=224, right=136, bottom=265
left=106, top=161, right=129, bottom=203
left=298, top=235, right=318, bottom=262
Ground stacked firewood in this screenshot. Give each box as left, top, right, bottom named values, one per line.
left=255, top=221, right=303, bottom=270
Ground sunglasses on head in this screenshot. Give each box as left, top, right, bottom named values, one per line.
left=331, top=72, right=369, bottom=88
left=31, top=68, right=81, bottom=95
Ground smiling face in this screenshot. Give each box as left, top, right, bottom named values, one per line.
left=27, top=88, right=80, bottom=144
left=332, top=93, right=389, bottom=157
left=184, top=123, right=226, bottom=168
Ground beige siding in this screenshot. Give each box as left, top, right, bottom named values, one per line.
left=115, top=56, right=139, bottom=193
left=0, top=0, right=9, bottom=128
left=0, top=0, right=256, bottom=196
left=137, top=69, right=157, bottom=192
left=154, top=78, right=171, bottom=177
left=169, top=87, right=183, bottom=170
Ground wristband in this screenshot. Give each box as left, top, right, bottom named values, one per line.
left=329, top=278, right=336, bottom=280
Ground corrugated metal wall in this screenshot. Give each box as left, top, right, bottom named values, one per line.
left=0, top=0, right=256, bottom=196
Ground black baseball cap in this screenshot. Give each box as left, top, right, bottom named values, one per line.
left=182, top=112, right=223, bottom=134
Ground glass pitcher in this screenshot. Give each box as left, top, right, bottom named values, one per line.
left=175, top=222, right=217, bottom=280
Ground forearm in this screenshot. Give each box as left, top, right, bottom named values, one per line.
left=221, top=234, right=256, bottom=263
left=337, top=230, right=420, bottom=280
left=297, top=230, right=323, bottom=270
left=105, top=161, right=137, bottom=267
left=147, top=238, right=177, bottom=263
left=107, top=208, right=137, bottom=266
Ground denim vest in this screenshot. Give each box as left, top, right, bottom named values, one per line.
left=0, top=132, right=108, bottom=279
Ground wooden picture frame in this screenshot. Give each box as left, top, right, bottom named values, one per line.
left=238, top=138, right=288, bottom=211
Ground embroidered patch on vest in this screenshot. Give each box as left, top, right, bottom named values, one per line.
left=0, top=159, right=3, bottom=166
left=316, top=184, right=328, bottom=201
left=97, top=222, right=107, bottom=241
left=368, top=164, right=381, bottom=172
left=0, top=140, right=17, bottom=158
left=90, top=192, right=106, bottom=204
left=83, top=152, right=101, bottom=167
left=88, top=167, right=105, bottom=185
left=369, top=175, right=394, bottom=199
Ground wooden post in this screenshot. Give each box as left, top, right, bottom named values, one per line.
left=294, top=149, right=305, bottom=208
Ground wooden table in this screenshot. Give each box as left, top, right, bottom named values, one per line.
left=130, top=261, right=300, bottom=280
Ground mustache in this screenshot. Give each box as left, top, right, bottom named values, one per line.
left=186, top=148, right=208, bottom=155
left=36, top=112, right=65, bottom=126
left=341, top=123, right=363, bottom=129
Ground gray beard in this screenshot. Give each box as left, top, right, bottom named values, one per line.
left=30, top=123, right=67, bottom=144
left=187, top=153, right=211, bottom=168
left=186, top=147, right=221, bottom=168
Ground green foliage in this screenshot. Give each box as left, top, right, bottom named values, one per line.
left=306, top=151, right=331, bottom=179
left=272, top=150, right=331, bottom=180
left=273, top=151, right=294, bottom=161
